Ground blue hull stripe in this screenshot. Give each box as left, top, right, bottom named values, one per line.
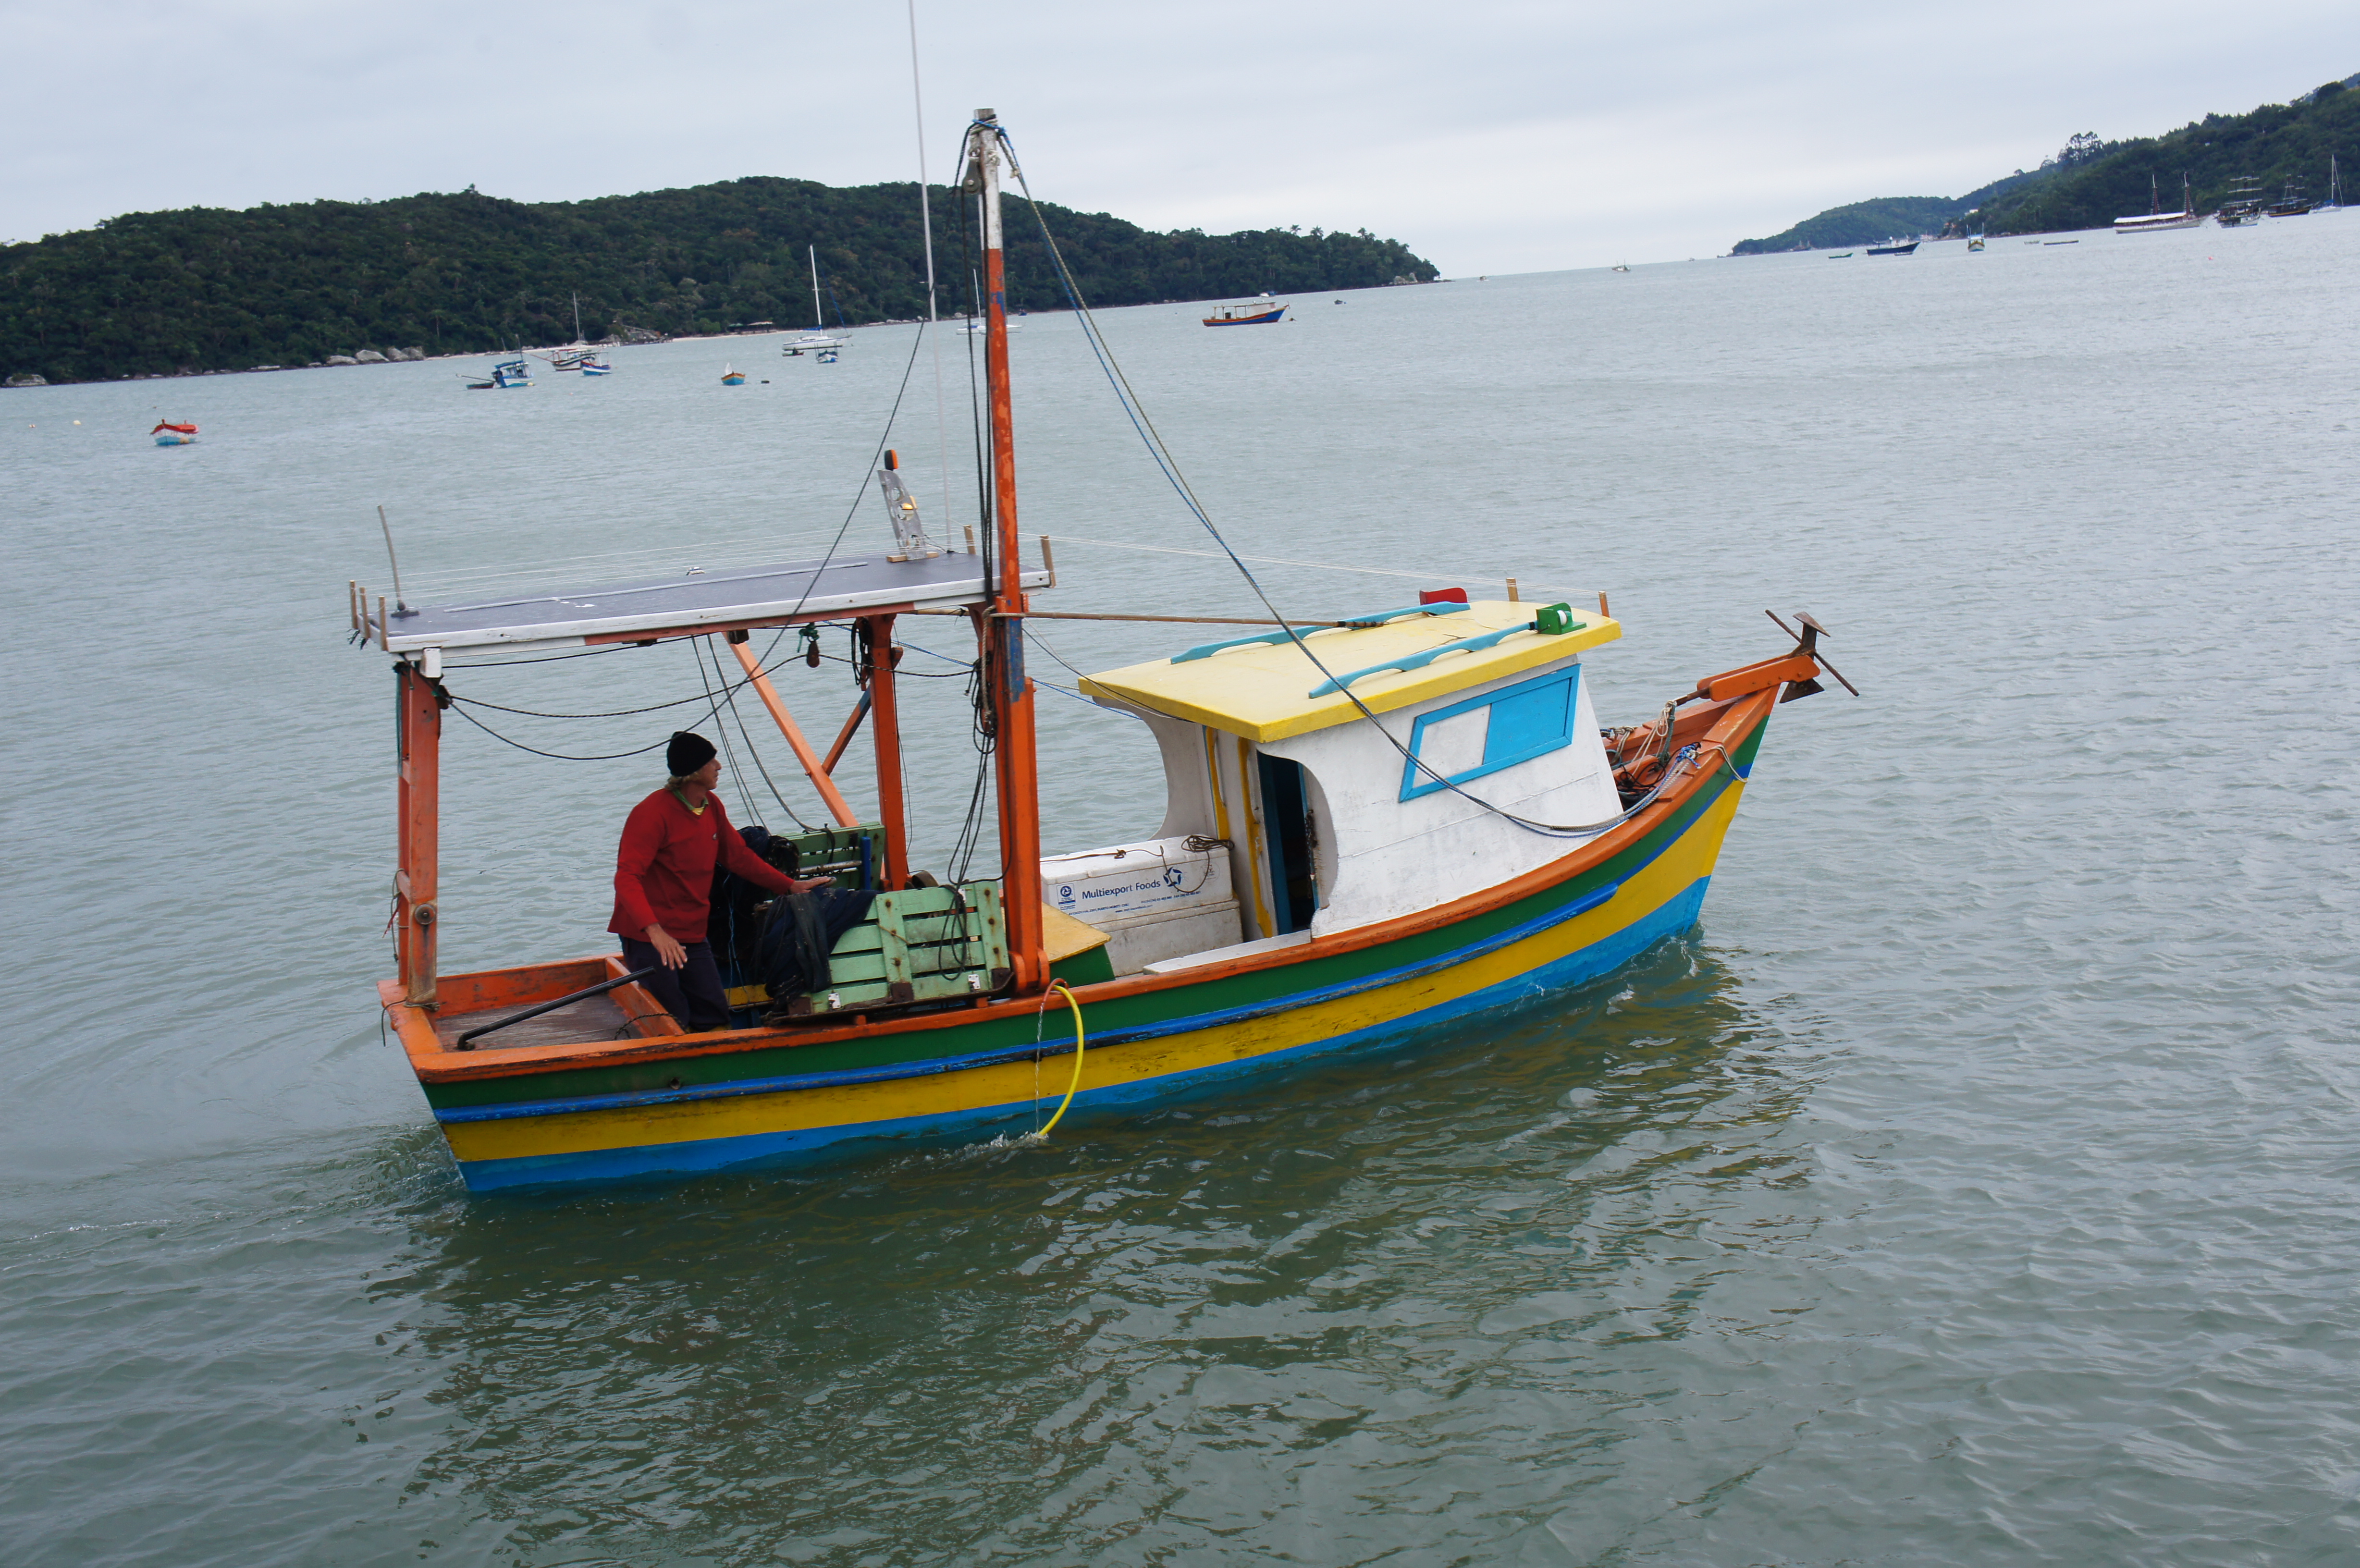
left=435, top=877, right=1620, bottom=1125
left=439, top=764, right=1738, bottom=1130
left=455, top=877, right=1713, bottom=1191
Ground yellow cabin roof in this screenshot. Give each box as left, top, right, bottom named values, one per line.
left=1077, top=599, right=1621, bottom=742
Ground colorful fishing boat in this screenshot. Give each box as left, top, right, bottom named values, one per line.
left=465, top=359, right=534, bottom=390
left=579, top=357, right=613, bottom=376
left=1204, top=295, right=1287, bottom=325
left=721, top=364, right=747, bottom=385
left=151, top=419, right=198, bottom=446
left=353, top=110, right=1845, bottom=1193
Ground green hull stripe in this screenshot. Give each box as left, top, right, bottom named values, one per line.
left=422, top=724, right=1764, bottom=1110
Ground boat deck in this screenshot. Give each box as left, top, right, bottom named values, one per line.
left=430, top=993, right=638, bottom=1052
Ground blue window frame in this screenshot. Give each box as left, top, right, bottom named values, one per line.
left=1398, top=667, right=1579, bottom=801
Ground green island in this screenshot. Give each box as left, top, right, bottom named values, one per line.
left=1733, top=73, right=2358, bottom=252
left=0, top=178, right=1438, bottom=385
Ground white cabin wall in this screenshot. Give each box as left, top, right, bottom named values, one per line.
left=1094, top=702, right=1264, bottom=944
left=1132, top=708, right=1217, bottom=842
left=1256, top=658, right=1620, bottom=934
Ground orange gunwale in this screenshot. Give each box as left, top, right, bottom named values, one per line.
left=389, top=685, right=1778, bottom=1086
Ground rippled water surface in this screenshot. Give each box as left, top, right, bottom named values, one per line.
left=4, top=216, right=2358, bottom=1566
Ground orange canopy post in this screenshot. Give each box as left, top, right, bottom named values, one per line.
left=864, top=615, right=908, bottom=888
left=729, top=638, right=860, bottom=828
left=395, top=661, right=442, bottom=1008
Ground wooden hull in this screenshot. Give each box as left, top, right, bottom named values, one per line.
left=387, top=692, right=1778, bottom=1192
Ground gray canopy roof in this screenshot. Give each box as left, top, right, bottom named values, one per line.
left=363, top=551, right=1045, bottom=655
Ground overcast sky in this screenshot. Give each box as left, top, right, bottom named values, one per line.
left=4, top=1, right=2353, bottom=271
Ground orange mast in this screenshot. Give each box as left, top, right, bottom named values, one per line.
left=965, top=109, right=1045, bottom=992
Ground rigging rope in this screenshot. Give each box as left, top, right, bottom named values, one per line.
left=996, top=125, right=1673, bottom=841
left=691, top=636, right=759, bottom=821
left=704, top=634, right=815, bottom=831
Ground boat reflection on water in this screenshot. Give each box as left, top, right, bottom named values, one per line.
left=375, top=932, right=1800, bottom=1551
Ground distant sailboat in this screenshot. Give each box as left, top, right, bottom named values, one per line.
left=784, top=245, right=850, bottom=357
left=2265, top=176, right=2316, bottom=217
left=2115, top=173, right=2203, bottom=232
left=532, top=294, right=598, bottom=369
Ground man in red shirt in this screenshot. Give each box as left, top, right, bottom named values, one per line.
left=609, top=731, right=830, bottom=1031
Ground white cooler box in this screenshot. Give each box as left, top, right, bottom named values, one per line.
left=1041, top=836, right=1241, bottom=976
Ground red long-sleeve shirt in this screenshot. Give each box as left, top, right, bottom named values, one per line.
left=608, top=788, right=800, bottom=943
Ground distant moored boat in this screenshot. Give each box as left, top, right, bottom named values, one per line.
left=1203, top=295, right=1287, bottom=325
left=150, top=420, right=197, bottom=446
left=1865, top=241, right=1918, bottom=256
left=2265, top=176, right=2315, bottom=217
left=722, top=364, right=747, bottom=385
left=2115, top=173, right=2204, bottom=232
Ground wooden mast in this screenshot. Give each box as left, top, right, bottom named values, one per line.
left=966, top=109, right=1045, bottom=992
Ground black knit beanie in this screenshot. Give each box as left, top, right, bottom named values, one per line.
left=666, top=731, right=717, bottom=777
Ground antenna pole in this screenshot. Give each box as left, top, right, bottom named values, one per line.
left=378, top=504, right=414, bottom=617
left=964, top=109, right=1044, bottom=992
left=907, top=0, right=956, bottom=550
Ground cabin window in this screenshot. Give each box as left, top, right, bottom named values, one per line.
left=1398, top=668, right=1578, bottom=801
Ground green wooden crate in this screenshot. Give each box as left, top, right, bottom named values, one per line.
left=766, top=881, right=1010, bottom=1018
left=764, top=822, right=883, bottom=886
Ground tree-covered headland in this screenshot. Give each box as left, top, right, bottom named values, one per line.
left=1733, top=74, right=2358, bottom=253
left=0, top=178, right=1439, bottom=384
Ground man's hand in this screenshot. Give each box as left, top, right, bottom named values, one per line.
left=791, top=875, right=834, bottom=894
left=644, top=925, right=688, bottom=968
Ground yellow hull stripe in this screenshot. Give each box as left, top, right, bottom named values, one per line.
left=444, top=783, right=1744, bottom=1165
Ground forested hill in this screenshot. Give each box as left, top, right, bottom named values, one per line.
left=0, top=178, right=1438, bottom=384
left=1732, top=73, right=2358, bottom=253
left=1977, top=76, right=2356, bottom=233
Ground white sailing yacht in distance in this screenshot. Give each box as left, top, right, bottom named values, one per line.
left=784, top=245, right=850, bottom=357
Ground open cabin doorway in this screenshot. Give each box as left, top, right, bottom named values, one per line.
left=1255, top=753, right=1318, bottom=935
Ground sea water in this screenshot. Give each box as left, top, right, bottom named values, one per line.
left=2, top=214, right=2356, bottom=1565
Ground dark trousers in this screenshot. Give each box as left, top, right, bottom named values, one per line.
left=619, top=937, right=731, bottom=1032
